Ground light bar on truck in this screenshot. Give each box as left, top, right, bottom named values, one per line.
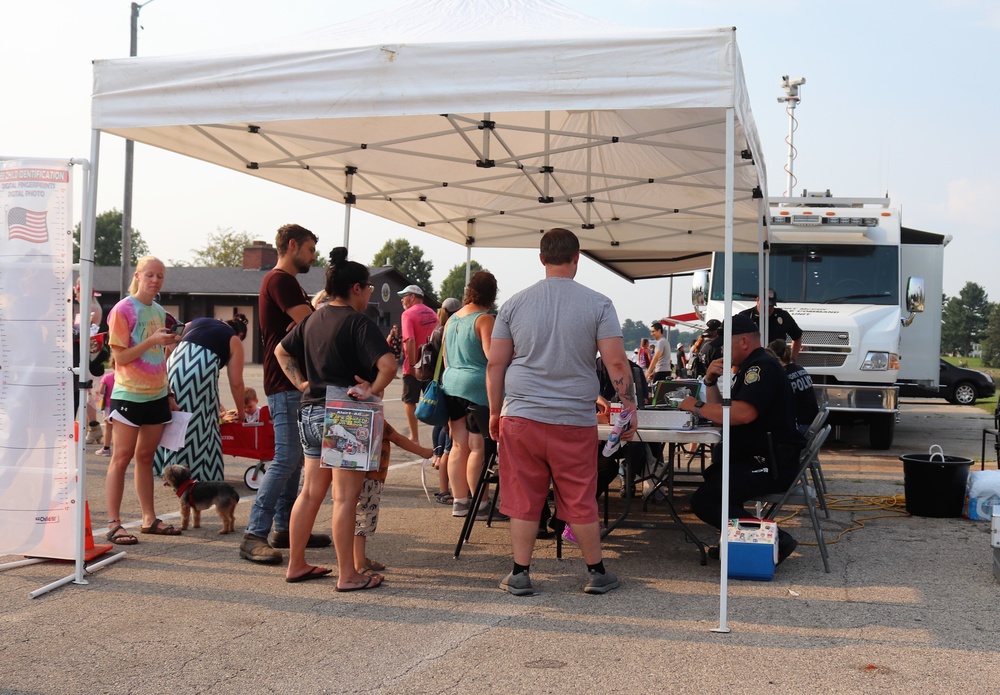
left=770, top=212, right=879, bottom=227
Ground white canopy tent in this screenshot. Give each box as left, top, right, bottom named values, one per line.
left=88, top=0, right=769, bottom=628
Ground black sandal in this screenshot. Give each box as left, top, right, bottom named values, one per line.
left=106, top=524, right=138, bottom=545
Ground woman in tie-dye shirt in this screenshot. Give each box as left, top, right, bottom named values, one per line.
left=104, top=256, right=182, bottom=545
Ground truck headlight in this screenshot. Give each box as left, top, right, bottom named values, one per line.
left=861, top=352, right=898, bottom=371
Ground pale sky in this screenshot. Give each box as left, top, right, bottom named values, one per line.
left=3, top=0, right=998, bottom=323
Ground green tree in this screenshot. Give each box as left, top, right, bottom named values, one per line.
left=73, top=209, right=149, bottom=266
left=372, top=238, right=436, bottom=303
left=439, top=260, right=487, bottom=302
left=982, top=303, right=1000, bottom=367
left=188, top=227, right=253, bottom=267
left=621, top=318, right=650, bottom=352
left=941, top=282, right=991, bottom=356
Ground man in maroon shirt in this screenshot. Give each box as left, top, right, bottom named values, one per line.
left=240, top=224, right=331, bottom=563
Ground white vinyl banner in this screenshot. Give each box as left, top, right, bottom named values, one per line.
left=0, top=160, right=76, bottom=559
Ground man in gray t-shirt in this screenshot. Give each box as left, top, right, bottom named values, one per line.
left=488, top=228, right=636, bottom=597
left=645, top=321, right=672, bottom=383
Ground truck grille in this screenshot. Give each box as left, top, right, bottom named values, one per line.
left=802, top=330, right=849, bottom=346
left=798, top=353, right=848, bottom=368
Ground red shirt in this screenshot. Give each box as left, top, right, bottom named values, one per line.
left=400, top=303, right=438, bottom=376
left=259, top=269, right=311, bottom=395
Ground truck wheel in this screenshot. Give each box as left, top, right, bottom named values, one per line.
left=869, top=414, right=895, bottom=450
left=950, top=381, right=977, bottom=406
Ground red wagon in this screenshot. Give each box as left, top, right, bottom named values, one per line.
left=220, top=407, right=274, bottom=490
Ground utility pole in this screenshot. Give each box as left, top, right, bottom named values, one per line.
left=121, top=1, right=155, bottom=298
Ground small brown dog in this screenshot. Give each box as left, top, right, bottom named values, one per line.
left=161, top=464, right=239, bottom=534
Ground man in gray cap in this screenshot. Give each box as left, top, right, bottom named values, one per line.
left=398, top=284, right=439, bottom=445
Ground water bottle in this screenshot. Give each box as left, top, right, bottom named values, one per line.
left=602, top=409, right=633, bottom=457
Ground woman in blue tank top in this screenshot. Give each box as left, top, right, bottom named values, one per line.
left=441, top=271, right=499, bottom=519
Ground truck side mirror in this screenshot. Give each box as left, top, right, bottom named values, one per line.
left=691, top=270, right=709, bottom=319
left=902, top=276, right=925, bottom=326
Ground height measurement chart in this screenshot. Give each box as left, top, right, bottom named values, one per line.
left=0, top=160, right=77, bottom=559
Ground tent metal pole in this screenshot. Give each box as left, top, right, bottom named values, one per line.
left=465, top=219, right=474, bottom=287
left=343, top=166, right=356, bottom=248
left=712, top=107, right=736, bottom=634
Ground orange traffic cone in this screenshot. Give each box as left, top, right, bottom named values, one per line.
left=84, top=501, right=113, bottom=561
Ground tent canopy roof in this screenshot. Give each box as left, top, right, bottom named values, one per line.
left=91, top=0, right=768, bottom=281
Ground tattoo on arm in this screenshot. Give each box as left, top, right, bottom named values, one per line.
left=283, top=357, right=304, bottom=387
left=612, top=373, right=636, bottom=408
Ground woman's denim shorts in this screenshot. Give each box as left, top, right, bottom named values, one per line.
left=299, top=404, right=326, bottom=458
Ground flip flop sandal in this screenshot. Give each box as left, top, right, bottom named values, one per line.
left=285, top=566, right=333, bottom=583
left=335, top=574, right=383, bottom=592
left=363, top=557, right=386, bottom=572
left=106, top=524, right=138, bottom=545
left=140, top=519, right=182, bottom=536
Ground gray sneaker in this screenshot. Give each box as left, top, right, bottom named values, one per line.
left=499, top=570, right=537, bottom=596
left=452, top=499, right=471, bottom=517
left=583, top=569, right=620, bottom=594
left=239, top=533, right=282, bottom=564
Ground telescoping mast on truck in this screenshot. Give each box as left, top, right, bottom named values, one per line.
left=691, top=190, right=948, bottom=449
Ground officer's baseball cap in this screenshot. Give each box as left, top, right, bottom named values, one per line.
left=701, top=319, right=722, bottom=336
left=709, top=315, right=759, bottom=348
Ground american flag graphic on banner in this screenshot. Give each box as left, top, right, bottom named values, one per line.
left=7, top=207, right=49, bottom=243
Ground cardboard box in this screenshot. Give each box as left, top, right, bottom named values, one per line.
left=993, top=507, right=1000, bottom=549
left=727, top=518, right=778, bottom=581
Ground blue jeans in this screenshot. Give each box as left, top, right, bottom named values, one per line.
left=246, top=389, right=303, bottom=537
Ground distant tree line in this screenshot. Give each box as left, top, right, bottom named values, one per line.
left=942, top=281, right=1000, bottom=366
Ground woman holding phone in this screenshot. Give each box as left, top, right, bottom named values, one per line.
left=104, top=256, right=182, bottom=544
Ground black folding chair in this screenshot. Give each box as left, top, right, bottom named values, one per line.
left=751, top=424, right=833, bottom=573
left=981, top=404, right=999, bottom=470
left=453, top=409, right=500, bottom=559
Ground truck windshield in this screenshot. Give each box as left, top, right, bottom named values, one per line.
left=712, top=245, right=899, bottom=305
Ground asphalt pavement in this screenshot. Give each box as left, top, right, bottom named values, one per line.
left=2, top=366, right=999, bottom=694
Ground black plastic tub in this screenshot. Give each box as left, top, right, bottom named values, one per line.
left=900, top=453, right=972, bottom=518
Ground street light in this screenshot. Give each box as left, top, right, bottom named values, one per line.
left=120, top=0, right=156, bottom=298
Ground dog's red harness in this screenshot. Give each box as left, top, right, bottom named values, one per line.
left=175, top=477, right=197, bottom=503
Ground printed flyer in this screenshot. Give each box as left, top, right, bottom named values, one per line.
left=320, top=395, right=384, bottom=471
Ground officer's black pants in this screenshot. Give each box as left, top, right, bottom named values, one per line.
left=690, top=456, right=799, bottom=546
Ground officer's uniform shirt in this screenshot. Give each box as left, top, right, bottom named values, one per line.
left=784, top=362, right=819, bottom=428
left=737, top=306, right=803, bottom=344
left=696, top=337, right=722, bottom=377
left=729, top=347, right=805, bottom=463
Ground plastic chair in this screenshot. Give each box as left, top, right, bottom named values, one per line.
left=981, top=404, right=999, bottom=470
left=751, top=424, right=833, bottom=573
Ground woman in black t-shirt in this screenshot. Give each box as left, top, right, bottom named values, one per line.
left=275, top=247, right=396, bottom=590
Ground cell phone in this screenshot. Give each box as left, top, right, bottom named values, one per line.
left=171, top=322, right=185, bottom=336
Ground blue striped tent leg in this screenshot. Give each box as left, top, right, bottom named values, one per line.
left=153, top=342, right=224, bottom=481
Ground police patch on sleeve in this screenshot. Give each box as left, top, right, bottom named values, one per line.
left=744, top=366, right=761, bottom=385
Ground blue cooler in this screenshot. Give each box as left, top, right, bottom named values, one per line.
left=726, top=518, right=778, bottom=581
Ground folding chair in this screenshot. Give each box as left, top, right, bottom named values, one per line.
left=751, top=424, right=833, bottom=572
left=804, top=408, right=830, bottom=516
left=981, top=404, right=999, bottom=470
left=453, top=430, right=500, bottom=559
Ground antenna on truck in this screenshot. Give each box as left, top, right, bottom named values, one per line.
left=777, top=75, right=806, bottom=197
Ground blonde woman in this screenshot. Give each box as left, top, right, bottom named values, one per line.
left=104, top=256, right=182, bottom=544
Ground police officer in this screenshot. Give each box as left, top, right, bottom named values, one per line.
left=737, top=288, right=803, bottom=360
left=679, top=314, right=805, bottom=565
left=694, top=318, right=723, bottom=378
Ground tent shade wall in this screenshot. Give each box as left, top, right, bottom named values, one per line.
left=90, top=0, right=768, bottom=281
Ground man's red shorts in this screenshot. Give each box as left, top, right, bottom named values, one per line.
left=497, top=416, right=598, bottom=524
